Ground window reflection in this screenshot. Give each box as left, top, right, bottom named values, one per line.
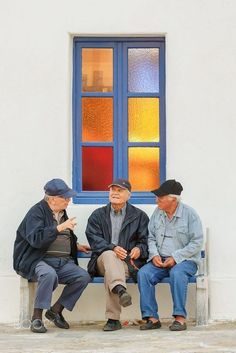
left=82, top=48, right=113, bottom=92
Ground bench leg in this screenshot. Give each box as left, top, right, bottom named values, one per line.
left=196, top=276, right=208, bottom=326
left=20, top=278, right=35, bottom=325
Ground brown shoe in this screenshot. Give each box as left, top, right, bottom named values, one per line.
left=140, top=319, right=161, bottom=330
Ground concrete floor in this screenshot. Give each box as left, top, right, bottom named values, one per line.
left=0, top=321, right=236, bottom=353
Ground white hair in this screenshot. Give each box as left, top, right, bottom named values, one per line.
left=44, top=193, right=53, bottom=201
left=168, top=194, right=181, bottom=202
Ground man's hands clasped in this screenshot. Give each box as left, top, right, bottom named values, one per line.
left=152, top=255, right=176, bottom=268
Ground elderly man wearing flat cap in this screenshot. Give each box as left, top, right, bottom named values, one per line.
left=13, top=178, right=91, bottom=333
left=85, top=178, right=149, bottom=331
left=138, top=179, right=203, bottom=331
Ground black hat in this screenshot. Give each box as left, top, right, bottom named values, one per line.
left=44, top=178, right=77, bottom=198
left=151, top=179, right=183, bottom=197
left=108, top=178, right=131, bottom=192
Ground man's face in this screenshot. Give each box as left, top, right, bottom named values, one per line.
left=109, top=186, right=130, bottom=206
left=156, top=195, right=177, bottom=211
left=51, top=196, right=71, bottom=212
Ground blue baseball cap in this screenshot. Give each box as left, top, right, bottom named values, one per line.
left=108, top=178, right=131, bottom=192
left=44, top=178, right=77, bottom=198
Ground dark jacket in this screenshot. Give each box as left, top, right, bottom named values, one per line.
left=85, top=202, right=149, bottom=277
left=13, top=199, right=78, bottom=280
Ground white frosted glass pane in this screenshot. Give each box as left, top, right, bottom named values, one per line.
left=128, top=48, right=159, bottom=93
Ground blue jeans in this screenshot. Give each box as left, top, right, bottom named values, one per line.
left=138, top=260, right=197, bottom=319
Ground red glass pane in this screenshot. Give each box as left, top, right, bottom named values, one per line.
left=82, top=147, right=113, bottom=191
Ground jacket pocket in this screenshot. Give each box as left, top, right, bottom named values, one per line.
left=176, top=226, right=189, bottom=246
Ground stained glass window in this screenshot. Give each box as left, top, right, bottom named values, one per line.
left=73, top=38, right=165, bottom=203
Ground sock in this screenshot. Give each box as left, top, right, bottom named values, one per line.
left=32, top=308, right=43, bottom=321
left=51, top=302, right=64, bottom=314
left=112, top=284, right=126, bottom=296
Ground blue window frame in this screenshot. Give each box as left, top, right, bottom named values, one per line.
left=73, top=37, right=166, bottom=204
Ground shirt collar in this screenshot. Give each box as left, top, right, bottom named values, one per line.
left=110, top=203, right=127, bottom=216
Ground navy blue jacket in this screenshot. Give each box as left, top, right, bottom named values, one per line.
left=13, top=200, right=78, bottom=280
left=85, top=203, right=149, bottom=277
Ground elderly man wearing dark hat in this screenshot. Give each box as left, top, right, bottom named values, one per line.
left=138, top=179, right=203, bottom=331
left=13, top=178, right=91, bottom=333
left=85, top=178, right=149, bottom=331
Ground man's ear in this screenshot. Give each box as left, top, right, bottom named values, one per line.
left=127, top=191, right=131, bottom=201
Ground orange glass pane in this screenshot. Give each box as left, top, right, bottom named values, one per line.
left=82, top=48, right=113, bottom=92
left=82, top=97, right=113, bottom=142
left=128, top=147, right=160, bottom=191
left=128, top=98, right=159, bottom=142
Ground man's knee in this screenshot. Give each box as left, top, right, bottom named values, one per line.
left=101, top=250, right=117, bottom=260
left=81, top=271, right=91, bottom=285
left=99, top=250, right=121, bottom=267
left=39, top=269, right=58, bottom=286
left=72, top=269, right=91, bottom=287
left=170, top=266, right=186, bottom=281
left=138, top=264, right=150, bottom=281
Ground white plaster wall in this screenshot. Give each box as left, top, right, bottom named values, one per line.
left=0, top=0, right=236, bottom=323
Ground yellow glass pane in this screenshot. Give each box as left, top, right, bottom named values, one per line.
left=128, top=147, right=160, bottom=191
left=82, top=98, right=113, bottom=142
left=82, top=48, right=113, bottom=92
left=128, top=98, right=159, bottom=142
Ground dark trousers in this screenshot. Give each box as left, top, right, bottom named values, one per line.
left=33, top=257, right=91, bottom=311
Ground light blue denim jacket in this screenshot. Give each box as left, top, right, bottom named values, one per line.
left=148, top=202, right=203, bottom=266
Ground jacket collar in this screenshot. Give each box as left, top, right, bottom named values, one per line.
left=40, top=199, right=68, bottom=219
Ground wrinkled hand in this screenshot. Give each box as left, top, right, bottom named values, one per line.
left=77, top=244, right=90, bottom=253
left=152, top=255, right=163, bottom=268
left=130, top=247, right=140, bottom=260
left=162, top=256, right=176, bottom=268
left=113, top=246, right=127, bottom=260
left=57, top=217, right=77, bottom=232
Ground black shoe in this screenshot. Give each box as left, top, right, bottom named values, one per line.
left=169, top=320, right=187, bottom=331
left=119, top=291, right=132, bottom=307
left=45, top=308, right=70, bottom=329
left=140, top=319, right=162, bottom=330
left=30, top=319, right=47, bottom=333
left=103, top=319, right=122, bottom=331
left=112, top=285, right=132, bottom=307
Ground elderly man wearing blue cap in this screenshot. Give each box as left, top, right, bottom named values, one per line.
left=138, top=179, right=203, bottom=331
left=85, top=178, right=149, bottom=331
left=13, top=178, right=91, bottom=333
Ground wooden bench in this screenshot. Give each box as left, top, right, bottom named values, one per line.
left=19, top=231, right=209, bottom=326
